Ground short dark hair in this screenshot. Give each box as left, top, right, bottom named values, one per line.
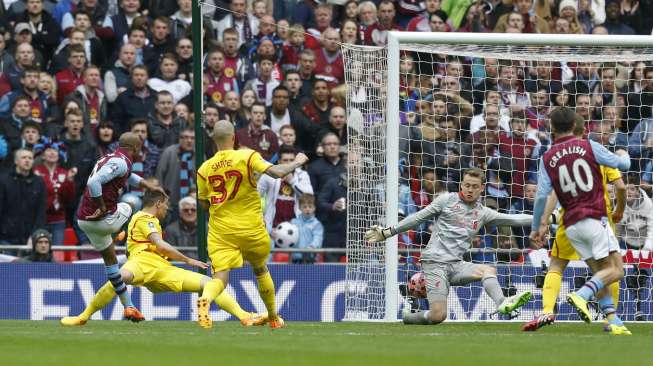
left=21, top=66, right=40, bottom=76
left=156, top=90, right=174, bottom=102
left=626, top=174, right=640, bottom=186
left=273, top=85, right=290, bottom=96
left=550, top=106, right=577, bottom=134
left=278, top=145, right=297, bottom=158
left=251, top=102, right=266, bottom=111
left=68, top=44, right=86, bottom=55
left=130, top=118, right=148, bottom=130
left=142, top=189, right=167, bottom=208
left=462, top=167, right=486, bottom=183
left=284, top=70, right=300, bottom=79
left=131, top=64, right=148, bottom=75
left=204, top=102, right=220, bottom=113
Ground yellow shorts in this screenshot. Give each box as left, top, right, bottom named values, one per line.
left=122, top=251, right=205, bottom=293
left=552, top=224, right=580, bottom=261
left=208, top=228, right=270, bottom=273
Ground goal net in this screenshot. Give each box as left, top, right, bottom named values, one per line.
left=344, top=33, right=653, bottom=322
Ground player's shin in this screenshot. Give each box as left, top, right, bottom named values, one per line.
left=255, top=271, right=277, bottom=318
left=542, top=271, right=563, bottom=314
left=80, top=282, right=116, bottom=321
left=481, top=275, right=505, bottom=307
left=402, top=311, right=440, bottom=325
left=200, top=279, right=225, bottom=301
left=610, top=281, right=620, bottom=310
left=105, top=264, right=134, bottom=308
left=598, top=294, right=624, bottom=326
left=215, top=292, right=249, bottom=320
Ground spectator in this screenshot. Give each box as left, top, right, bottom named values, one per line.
left=54, top=44, right=86, bottom=105
left=406, top=0, right=441, bottom=32
left=313, top=28, right=343, bottom=90
left=457, top=1, right=490, bottom=32
left=221, top=28, right=242, bottom=82
left=284, top=70, right=304, bottom=109
left=600, top=0, right=636, bottom=34
left=317, top=170, right=346, bottom=262
left=174, top=37, right=194, bottom=83
left=258, top=145, right=314, bottom=232
left=279, top=124, right=297, bottom=148
left=148, top=91, right=188, bottom=149
left=363, top=0, right=402, bottom=46
left=0, top=36, right=16, bottom=75
left=308, top=132, right=345, bottom=195
left=215, top=0, right=259, bottom=47
left=220, top=90, right=248, bottom=129
left=61, top=1, right=112, bottom=38
left=318, top=106, right=348, bottom=146
left=0, top=148, right=46, bottom=246
left=243, top=56, right=280, bottom=107
left=12, top=0, right=61, bottom=61
left=22, top=228, right=54, bottom=262
left=156, top=128, right=195, bottom=210
left=493, top=0, right=550, bottom=33
left=104, top=43, right=137, bottom=103
left=339, top=19, right=361, bottom=45
left=301, top=78, right=334, bottom=127
left=509, top=181, right=537, bottom=249
left=205, top=48, right=239, bottom=107
left=499, top=112, right=537, bottom=197
left=94, top=120, right=117, bottom=156
left=497, top=62, right=528, bottom=114
left=5, top=41, right=39, bottom=91
left=202, top=103, right=221, bottom=157
left=174, top=102, right=190, bottom=124
left=106, top=0, right=143, bottom=43
left=297, top=49, right=317, bottom=99
left=20, top=121, right=42, bottom=151
left=558, top=0, right=584, bottom=34
left=0, top=96, right=32, bottom=165
left=266, top=85, right=292, bottom=135
left=170, top=0, right=194, bottom=39
left=33, top=139, right=76, bottom=246
left=236, top=102, right=279, bottom=161
left=50, top=21, right=104, bottom=73
left=144, top=16, right=176, bottom=73
left=60, top=109, right=97, bottom=213
left=619, top=175, right=653, bottom=250
left=112, top=65, right=157, bottom=133
left=280, top=24, right=305, bottom=71
left=0, top=66, right=51, bottom=123
left=37, top=73, right=58, bottom=117
left=164, top=195, right=197, bottom=258
left=428, top=10, right=449, bottom=32
left=147, top=53, right=191, bottom=104
left=64, top=65, right=107, bottom=131
left=289, top=194, right=323, bottom=264
left=305, top=3, right=335, bottom=49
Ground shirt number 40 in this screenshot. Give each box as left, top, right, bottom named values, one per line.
left=208, top=170, right=243, bottom=204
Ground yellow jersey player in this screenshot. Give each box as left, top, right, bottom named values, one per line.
left=60, top=189, right=267, bottom=327
left=196, top=120, right=308, bottom=329
left=523, top=116, right=627, bottom=334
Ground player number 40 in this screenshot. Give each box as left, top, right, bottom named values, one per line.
left=558, top=159, right=593, bottom=198
left=208, top=170, right=243, bottom=204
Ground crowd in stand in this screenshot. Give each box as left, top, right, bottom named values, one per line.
left=0, top=0, right=652, bottom=263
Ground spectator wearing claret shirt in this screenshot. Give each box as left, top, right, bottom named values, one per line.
left=305, top=3, right=335, bottom=50
left=499, top=112, right=537, bottom=197
left=64, top=65, right=107, bottom=130
left=221, top=28, right=244, bottom=82
left=61, top=0, right=112, bottom=40
left=300, top=79, right=335, bottom=144
left=280, top=24, right=305, bottom=72
left=314, top=28, right=344, bottom=89
left=236, top=102, right=279, bottom=161
left=0, top=66, right=52, bottom=124
left=205, top=49, right=239, bottom=108
left=55, top=44, right=86, bottom=105
left=364, top=0, right=403, bottom=46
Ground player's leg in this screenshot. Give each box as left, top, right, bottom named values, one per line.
left=586, top=254, right=630, bottom=335
left=542, top=257, right=569, bottom=314
left=61, top=267, right=136, bottom=326
left=403, top=262, right=449, bottom=325
left=566, top=219, right=623, bottom=323
left=244, top=230, right=283, bottom=329
left=196, top=270, right=229, bottom=329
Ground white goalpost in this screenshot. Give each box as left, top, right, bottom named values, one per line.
left=344, top=32, right=653, bottom=322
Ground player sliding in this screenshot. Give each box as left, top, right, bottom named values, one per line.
left=530, top=107, right=632, bottom=335
left=365, top=168, right=533, bottom=325
left=76, top=132, right=165, bottom=322
left=523, top=112, right=625, bottom=332
left=195, top=120, right=309, bottom=329
left=61, top=190, right=266, bottom=326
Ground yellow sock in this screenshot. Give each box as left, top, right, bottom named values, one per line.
left=200, top=279, right=225, bottom=302
left=215, top=292, right=249, bottom=320
left=79, top=282, right=116, bottom=321
left=610, top=281, right=620, bottom=311
left=542, top=271, right=562, bottom=314
left=256, top=271, right=277, bottom=318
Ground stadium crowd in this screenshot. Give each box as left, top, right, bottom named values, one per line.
left=0, top=0, right=652, bottom=263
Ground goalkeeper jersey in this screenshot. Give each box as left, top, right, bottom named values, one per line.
left=395, top=192, right=533, bottom=263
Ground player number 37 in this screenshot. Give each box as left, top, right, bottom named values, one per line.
left=558, top=159, right=593, bottom=197
left=208, top=170, right=243, bottom=204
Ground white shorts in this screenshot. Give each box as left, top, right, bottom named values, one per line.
left=77, top=203, right=132, bottom=251
left=565, top=218, right=619, bottom=261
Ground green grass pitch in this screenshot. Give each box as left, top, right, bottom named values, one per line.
left=1, top=321, right=652, bottom=366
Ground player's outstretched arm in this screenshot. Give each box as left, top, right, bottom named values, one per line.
left=365, top=194, right=447, bottom=243
left=148, top=232, right=208, bottom=269
left=265, top=153, right=309, bottom=178
left=590, top=141, right=631, bottom=171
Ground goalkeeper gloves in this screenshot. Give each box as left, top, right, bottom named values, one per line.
left=548, top=208, right=561, bottom=225
left=364, top=225, right=396, bottom=243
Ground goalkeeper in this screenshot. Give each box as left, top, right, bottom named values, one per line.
left=365, top=168, right=533, bottom=325
left=61, top=189, right=266, bottom=327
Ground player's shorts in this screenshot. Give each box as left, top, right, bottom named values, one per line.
left=121, top=251, right=205, bottom=293
left=552, top=224, right=580, bottom=261
left=422, top=261, right=482, bottom=303
left=565, top=218, right=620, bottom=261
left=208, top=228, right=270, bottom=273
left=77, top=203, right=132, bottom=251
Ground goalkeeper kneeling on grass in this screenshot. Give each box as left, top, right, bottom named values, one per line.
left=365, top=168, right=536, bottom=325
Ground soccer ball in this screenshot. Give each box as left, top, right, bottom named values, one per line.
left=408, top=272, right=427, bottom=299
left=273, top=222, right=299, bottom=248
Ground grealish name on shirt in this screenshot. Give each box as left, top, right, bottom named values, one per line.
left=548, top=146, right=587, bottom=168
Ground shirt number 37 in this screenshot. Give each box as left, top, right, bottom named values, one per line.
left=208, top=170, right=243, bottom=204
